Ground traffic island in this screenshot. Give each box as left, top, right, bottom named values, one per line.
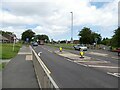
left=54, top=50, right=111, bottom=66
left=54, top=50, right=92, bottom=61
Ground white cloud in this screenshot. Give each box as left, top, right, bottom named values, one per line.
left=0, top=0, right=118, bottom=40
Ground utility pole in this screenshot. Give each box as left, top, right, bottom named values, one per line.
left=70, top=12, right=73, bottom=43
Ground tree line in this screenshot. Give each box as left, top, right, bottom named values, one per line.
left=78, top=27, right=120, bottom=48
left=21, top=29, right=49, bottom=43
left=21, top=27, right=119, bottom=48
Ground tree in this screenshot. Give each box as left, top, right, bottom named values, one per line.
left=78, top=27, right=102, bottom=44
left=78, top=27, right=92, bottom=44
left=36, top=34, right=49, bottom=43
left=101, top=38, right=111, bottom=46
left=91, top=32, right=102, bottom=44
left=111, top=27, right=120, bottom=47
left=21, top=29, right=35, bottom=42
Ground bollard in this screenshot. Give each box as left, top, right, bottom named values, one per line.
left=59, top=47, right=62, bottom=52
left=80, top=50, right=84, bottom=58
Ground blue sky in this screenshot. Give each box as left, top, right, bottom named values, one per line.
left=1, top=0, right=118, bottom=41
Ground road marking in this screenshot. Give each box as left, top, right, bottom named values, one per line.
left=88, top=65, right=120, bottom=68
left=73, top=60, right=109, bottom=63
left=111, top=56, right=119, bottom=59
left=32, top=48, right=51, bottom=74
left=66, top=58, right=88, bottom=67
left=77, top=63, right=88, bottom=67
left=107, top=72, right=120, bottom=78
left=26, top=55, right=33, bottom=60
left=88, top=52, right=108, bottom=56
left=38, top=52, right=42, bottom=56
left=48, top=50, right=53, bottom=53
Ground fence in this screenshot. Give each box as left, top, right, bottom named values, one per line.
left=31, top=47, right=59, bottom=89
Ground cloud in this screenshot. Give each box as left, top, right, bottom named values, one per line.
left=0, top=0, right=119, bottom=40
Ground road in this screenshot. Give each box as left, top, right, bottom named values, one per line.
left=32, top=45, right=118, bottom=88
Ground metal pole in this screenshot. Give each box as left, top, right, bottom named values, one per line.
left=70, top=12, right=73, bottom=43
left=13, top=38, right=15, bottom=51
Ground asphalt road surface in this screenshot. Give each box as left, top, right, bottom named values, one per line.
left=32, top=45, right=119, bottom=88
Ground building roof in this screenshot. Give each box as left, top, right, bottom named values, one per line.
left=0, top=34, right=9, bottom=40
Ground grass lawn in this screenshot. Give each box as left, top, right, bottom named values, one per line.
left=46, top=43, right=76, bottom=50
left=0, top=43, right=22, bottom=59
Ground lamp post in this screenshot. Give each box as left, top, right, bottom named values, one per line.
left=70, top=12, right=73, bottom=43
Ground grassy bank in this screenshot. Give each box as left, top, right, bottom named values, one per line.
left=0, top=43, right=22, bottom=59
left=46, top=43, right=75, bottom=50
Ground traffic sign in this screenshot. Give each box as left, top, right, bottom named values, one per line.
left=26, top=38, right=29, bottom=42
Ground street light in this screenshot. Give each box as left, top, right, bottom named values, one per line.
left=70, top=12, right=73, bottom=43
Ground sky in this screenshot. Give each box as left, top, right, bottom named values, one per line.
left=0, top=0, right=119, bottom=41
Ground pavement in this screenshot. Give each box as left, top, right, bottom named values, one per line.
left=33, top=45, right=118, bottom=88
left=2, top=45, right=39, bottom=88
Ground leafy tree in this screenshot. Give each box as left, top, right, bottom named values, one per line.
left=78, top=27, right=102, bottom=44
left=36, top=34, right=49, bottom=43
left=91, top=32, right=102, bottom=44
left=101, top=38, right=111, bottom=46
left=111, top=27, right=120, bottom=47
left=78, top=27, right=93, bottom=44
left=0, top=30, right=13, bottom=36
left=21, top=29, right=35, bottom=42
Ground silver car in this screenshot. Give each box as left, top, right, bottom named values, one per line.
left=73, top=44, right=87, bottom=51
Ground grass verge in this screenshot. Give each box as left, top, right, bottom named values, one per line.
left=0, top=43, right=22, bottom=59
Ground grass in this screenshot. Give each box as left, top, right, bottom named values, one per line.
left=0, top=62, right=7, bottom=70
left=46, top=43, right=76, bottom=50
left=0, top=43, right=22, bottom=59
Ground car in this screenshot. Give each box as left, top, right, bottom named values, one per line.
left=73, top=44, right=87, bottom=51
left=32, top=42, right=38, bottom=46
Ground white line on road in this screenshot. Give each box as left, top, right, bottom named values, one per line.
left=88, top=52, right=108, bottom=56
left=88, top=65, right=120, bottom=68
left=77, top=63, right=88, bottom=67
left=48, top=50, right=53, bottom=53
left=107, top=72, right=120, bottom=78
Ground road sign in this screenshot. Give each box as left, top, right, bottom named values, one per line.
left=95, top=38, right=98, bottom=43
left=26, top=38, right=29, bottom=42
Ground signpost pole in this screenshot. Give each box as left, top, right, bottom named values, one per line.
left=13, top=36, right=16, bottom=51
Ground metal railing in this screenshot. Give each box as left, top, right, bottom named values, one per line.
left=31, top=47, right=59, bottom=89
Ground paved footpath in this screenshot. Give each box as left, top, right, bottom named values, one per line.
left=2, top=45, right=39, bottom=88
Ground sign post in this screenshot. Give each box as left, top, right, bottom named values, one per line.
left=13, top=36, right=16, bottom=51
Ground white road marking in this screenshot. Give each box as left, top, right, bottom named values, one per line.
left=48, top=50, right=53, bottom=53
left=66, top=58, right=88, bottom=67
left=111, top=56, right=118, bottom=59
left=88, top=52, right=108, bottom=56
left=73, top=60, right=109, bottom=63
left=38, top=52, right=42, bottom=56
left=66, top=58, right=73, bottom=62
left=26, top=55, right=33, bottom=60
left=88, top=65, right=120, bottom=68
left=77, top=63, right=88, bottom=67
left=107, top=72, right=120, bottom=78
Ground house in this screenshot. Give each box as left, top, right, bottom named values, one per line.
left=73, top=40, right=79, bottom=44
left=0, top=34, right=9, bottom=43
left=3, top=34, right=16, bottom=43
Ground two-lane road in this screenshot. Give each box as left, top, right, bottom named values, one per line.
left=32, top=45, right=118, bottom=88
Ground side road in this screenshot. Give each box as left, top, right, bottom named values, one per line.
left=2, top=45, right=39, bottom=88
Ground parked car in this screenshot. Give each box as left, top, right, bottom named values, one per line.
left=73, top=44, right=87, bottom=51
left=32, top=42, right=38, bottom=46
